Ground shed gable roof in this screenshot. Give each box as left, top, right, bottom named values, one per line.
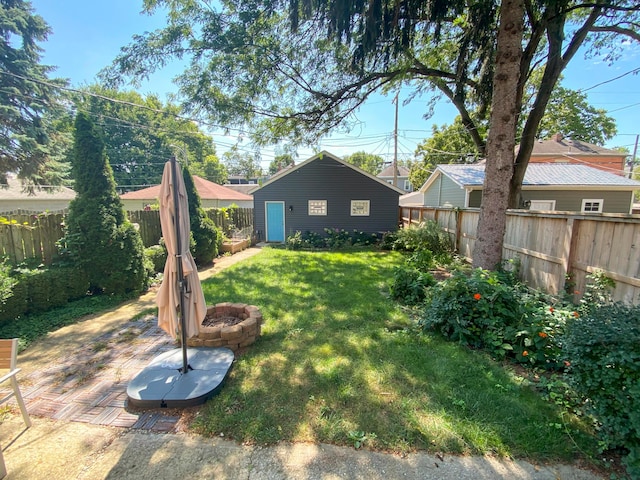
left=521, top=136, right=625, bottom=157
left=254, top=151, right=405, bottom=194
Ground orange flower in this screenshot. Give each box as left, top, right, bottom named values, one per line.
left=574, top=290, right=580, bottom=295
left=564, top=360, right=571, bottom=367
left=522, top=350, right=529, bottom=357
left=538, top=332, right=548, bottom=338
left=549, top=307, right=555, bottom=313
left=473, top=293, right=482, bottom=300
left=573, top=311, right=579, bottom=318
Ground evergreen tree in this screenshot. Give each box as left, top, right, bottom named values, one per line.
left=65, top=112, right=148, bottom=295
left=182, top=164, right=219, bottom=265
left=0, top=0, right=66, bottom=184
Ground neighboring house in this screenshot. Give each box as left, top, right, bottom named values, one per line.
left=227, top=175, right=262, bottom=185
left=402, top=163, right=640, bottom=214
left=252, top=151, right=404, bottom=242
left=223, top=184, right=258, bottom=196
left=0, top=177, right=75, bottom=213
left=522, top=133, right=628, bottom=176
left=120, top=175, right=253, bottom=210
left=377, top=164, right=413, bottom=192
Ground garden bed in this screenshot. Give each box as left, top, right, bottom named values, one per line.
left=221, top=238, right=251, bottom=254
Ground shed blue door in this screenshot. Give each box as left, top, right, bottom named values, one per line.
left=265, top=202, right=285, bottom=242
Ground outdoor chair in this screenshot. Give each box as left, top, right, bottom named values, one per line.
left=0, top=339, right=32, bottom=428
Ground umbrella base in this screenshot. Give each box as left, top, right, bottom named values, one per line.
left=126, top=347, right=234, bottom=409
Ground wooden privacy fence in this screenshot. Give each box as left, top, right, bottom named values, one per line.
left=400, top=206, right=640, bottom=305
left=0, top=208, right=254, bottom=265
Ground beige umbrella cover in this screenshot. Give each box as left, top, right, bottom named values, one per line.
left=156, top=161, right=206, bottom=339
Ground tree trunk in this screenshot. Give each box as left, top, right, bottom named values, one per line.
left=473, top=0, right=524, bottom=270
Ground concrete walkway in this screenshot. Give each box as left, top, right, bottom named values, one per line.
left=0, top=247, right=604, bottom=479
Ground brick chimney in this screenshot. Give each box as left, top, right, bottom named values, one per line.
left=552, top=133, right=563, bottom=142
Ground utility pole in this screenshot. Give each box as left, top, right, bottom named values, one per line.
left=630, top=134, right=639, bottom=179
left=393, top=91, right=399, bottom=188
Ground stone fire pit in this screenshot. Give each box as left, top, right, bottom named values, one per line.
left=186, top=302, right=262, bottom=352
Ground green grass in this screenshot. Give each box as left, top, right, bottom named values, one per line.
left=195, top=248, right=595, bottom=462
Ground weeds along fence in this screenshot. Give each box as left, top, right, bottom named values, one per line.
left=0, top=208, right=254, bottom=266
left=400, top=206, right=640, bottom=305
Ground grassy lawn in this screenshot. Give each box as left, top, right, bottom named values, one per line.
left=195, top=247, right=594, bottom=461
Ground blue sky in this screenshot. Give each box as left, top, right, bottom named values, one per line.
left=31, top=0, right=640, bottom=168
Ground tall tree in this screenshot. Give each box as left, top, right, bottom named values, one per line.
left=268, top=153, right=295, bottom=175
left=106, top=0, right=640, bottom=269
left=65, top=112, right=148, bottom=295
left=78, top=86, right=218, bottom=189
left=0, top=0, right=66, bottom=184
left=343, top=151, right=385, bottom=175
left=190, top=154, right=227, bottom=184
left=182, top=165, right=219, bottom=265
left=223, top=146, right=262, bottom=179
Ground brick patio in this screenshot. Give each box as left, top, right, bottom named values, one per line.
left=1, top=315, right=183, bottom=433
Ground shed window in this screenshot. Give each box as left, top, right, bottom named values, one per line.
left=581, top=199, right=603, bottom=213
left=308, top=200, right=327, bottom=216
left=351, top=200, right=370, bottom=216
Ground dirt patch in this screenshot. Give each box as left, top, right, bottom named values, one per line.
left=201, top=315, right=243, bottom=328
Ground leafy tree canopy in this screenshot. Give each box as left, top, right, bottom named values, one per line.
left=105, top=0, right=639, bottom=199
left=76, top=86, right=218, bottom=189
left=268, top=153, right=295, bottom=175
left=0, top=0, right=68, bottom=185
left=342, top=151, right=385, bottom=175
left=223, top=146, right=262, bottom=179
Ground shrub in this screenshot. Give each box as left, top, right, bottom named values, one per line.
left=183, top=166, right=219, bottom=265
left=64, top=113, right=148, bottom=295
left=563, top=303, right=640, bottom=477
left=420, top=269, right=525, bottom=354
left=390, top=266, right=435, bottom=305
left=391, top=221, right=452, bottom=258
left=285, top=231, right=304, bottom=250
left=145, top=244, right=168, bottom=273
left=0, top=259, right=16, bottom=307
left=324, top=228, right=351, bottom=249
left=0, top=264, right=89, bottom=323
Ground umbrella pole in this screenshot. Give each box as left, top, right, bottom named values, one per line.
left=171, top=156, right=190, bottom=374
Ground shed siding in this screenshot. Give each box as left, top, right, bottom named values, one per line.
left=253, top=155, right=401, bottom=240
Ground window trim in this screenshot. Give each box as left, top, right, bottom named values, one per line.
left=581, top=199, right=604, bottom=213
left=308, top=200, right=327, bottom=216
left=350, top=200, right=370, bottom=216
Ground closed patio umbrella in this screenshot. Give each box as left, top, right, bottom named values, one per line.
left=156, top=158, right=206, bottom=370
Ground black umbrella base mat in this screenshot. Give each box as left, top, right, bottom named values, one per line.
left=126, top=347, right=234, bottom=409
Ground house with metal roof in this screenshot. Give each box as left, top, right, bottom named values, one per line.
left=402, top=163, right=640, bottom=214
left=120, top=175, right=253, bottom=211
left=522, top=133, right=629, bottom=176
left=252, top=151, right=404, bottom=242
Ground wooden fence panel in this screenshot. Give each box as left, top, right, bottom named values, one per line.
left=400, top=207, right=640, bottom=305
left=128, top=210, right=162, bottom=247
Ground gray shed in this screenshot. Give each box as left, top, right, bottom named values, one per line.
left=253, top=151, right=404, bottom=242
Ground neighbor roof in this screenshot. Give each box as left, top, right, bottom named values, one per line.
left=121, top=175, right=252, bottom=201
left=520, top=135, right=625, bottom=157
left=378, top=164, right=410, bottom=177
left=424, top=163, right=640, bottom=190
left=0, top=177, right=76, bottom=200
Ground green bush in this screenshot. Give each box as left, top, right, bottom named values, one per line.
left=563, top=303, right=640, bottom=477
left=0, top=259, right=17, bottom=307
left=421, top=269, right=525, bottom=352
left=391, top=221, right=452, bottom=258
left=0, top=264, right=89, bottom=322
left=390, top=266, right=435, bottom=305
left=65, top=113, right=148, bottom=295
left=145, top=244, right=168, bottom=273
